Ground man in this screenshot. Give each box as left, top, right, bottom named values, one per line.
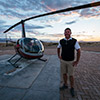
left=57, top=28, right=81, bottom=97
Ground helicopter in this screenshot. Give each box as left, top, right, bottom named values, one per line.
left=4, top=1, right=100, bottom=67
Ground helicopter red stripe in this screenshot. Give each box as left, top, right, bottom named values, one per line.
left=18, top=49, right=43, bottom=59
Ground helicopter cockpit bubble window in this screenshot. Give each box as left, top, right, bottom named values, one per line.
left=22, top=38, right=44, bottom=53
left=17, top=39, right=22, bottom=48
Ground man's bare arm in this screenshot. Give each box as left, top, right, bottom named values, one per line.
left=57, top=48, right=62, bottom=59
left=73, top=48, right=81, bottom=66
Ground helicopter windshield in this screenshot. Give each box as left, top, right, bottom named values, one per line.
left=21, top=38, right=44, bottom=53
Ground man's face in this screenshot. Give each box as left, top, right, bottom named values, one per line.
left=64, top=29, right=71, bottom=39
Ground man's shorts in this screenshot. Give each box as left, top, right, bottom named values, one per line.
left=60, top=59, right=74, bottom=76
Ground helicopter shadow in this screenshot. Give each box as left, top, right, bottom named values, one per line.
left=0, top=54, right=49, bottom=76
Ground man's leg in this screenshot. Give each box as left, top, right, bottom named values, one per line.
left=63, top=73, right=68, bottom=86
left=68, top=61, right=75, bottom=97
left=60, top=60, right=68, bottom=88
left=69, top=76, right=75, bottom=97
left=69, top=76, right=74, bottom=88
left=60, top=73, right=68, bottom=90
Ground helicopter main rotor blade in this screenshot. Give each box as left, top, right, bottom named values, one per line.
left=4, top=21, right=22, bottom=33
left=24, top=1, right=100, bottom=22
left=4, top=1, right=100, bottom=33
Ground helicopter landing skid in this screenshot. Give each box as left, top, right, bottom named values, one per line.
left=38, top=58, right=47, bottom=62
left=8, top=53, right=22, bottom=68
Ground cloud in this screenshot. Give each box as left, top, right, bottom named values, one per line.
left=3, top=23, right=52, bottom=35
left=65, top=20, right=77, bottom=25
left=41, top=0, right=87, bottom=10
left=25, top=24, right=53, bottom=31
left=80, top=7, right=100, bottom=18
left=45, top=25, right=53, bottom=28
left=25, top=24, right=44, bottom=29
left=0, top=0, right=100, bottom=40
left=0, top=20, right=10, bottom=33
left=0, top=0, right=40, bottom=19
left=0, top=20, right=6, bottom=24
left=0, top=0, right=100, bottom=21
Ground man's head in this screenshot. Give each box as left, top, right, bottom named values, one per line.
left=64, top=28, right=72, bottom=39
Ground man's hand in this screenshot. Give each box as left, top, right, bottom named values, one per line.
left=73, top=61, right=78, bottom=67
left=58, top=56, right=62, bottom=59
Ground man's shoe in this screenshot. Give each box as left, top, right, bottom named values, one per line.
left=70, top=88, right=75, bottom=97
left=60, top=84, right=68, bottom=90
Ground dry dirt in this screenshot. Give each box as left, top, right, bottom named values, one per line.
left=0, top=42, right=100, bottom=100
left=0, top=42, right=100, bottom=56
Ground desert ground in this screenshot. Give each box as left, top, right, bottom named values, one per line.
left=0, top=42, right=100, bottom=100
left=0, top=42, right=100, bottom=56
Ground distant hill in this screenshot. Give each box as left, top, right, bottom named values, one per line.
left=0, top=38, right=6, bottom=43
left=0, top=38, right=17, bottom=43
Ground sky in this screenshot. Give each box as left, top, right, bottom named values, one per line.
left=0, top=0, right=100, bottom=42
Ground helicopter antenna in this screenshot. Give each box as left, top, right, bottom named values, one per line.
left=4, top=1, right=100, bottom=33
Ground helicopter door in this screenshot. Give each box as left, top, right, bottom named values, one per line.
left=22, top=38, right=44, bottom=53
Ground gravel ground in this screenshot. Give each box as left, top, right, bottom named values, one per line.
left=0, top=45, right=100, bottom=55
left=0, top=44, right=100, bottom=100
